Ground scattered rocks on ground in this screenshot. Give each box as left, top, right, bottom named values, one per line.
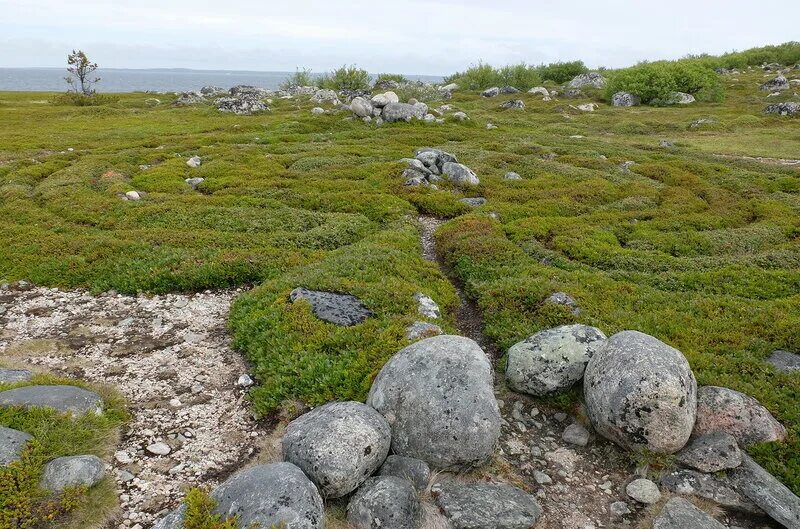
left=652, top=497, right=726, bottom=529
left=0, top=367, right=32, bottom=383
left=760, top=75, right=790, bottom=91
left=727, top=454, right=800, bottom=529
left=766, top=349, right=800, bottom=372
left=378, top=455, right=431, bottom=492
left=568, top=72, right=607, bottom=89
left=0, top=425, right=32, bottom=466
left=459, top=197, right=487, bottom=207
left=347, top=476, right=421, bottom=529
left=289, top=287, right=373, bottom=326
left=612, top=91, right=640, bottom=107
left=41, top=454, right=105, bottom=492
left=562, top=423, right=591, bottom=447
left=432, top=481, right=542, bottom=529
left=693, top=385, right=786, bottom=445
left=544, top=292, right=580, bottom=315
left=676, top=432, right=742, bottom=473
left=413, top=293, right=440, bottom=319
left=282, top=401, right=391, bottom=498
left=661, top=469, right=761, bottom=514
left=506, top=324, right=606, bottom=397
left=625, top=478, right=661, bottom=504
left=765, top=101, right=800, bottom=116
left=404, top=321, right=443, bottom=342
left=584, top=330, right=697, bottom=453
left=0, top=384, right=103, bottom=415
left=367, top=335, right=501, bottom=469
left=500, top=99, right=525, bottom=109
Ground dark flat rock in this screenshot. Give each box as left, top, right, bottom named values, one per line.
left=653, top=497, right=726, bottom=529
left=0, top=368, right=33, bottom=383
left=676, top=432, right=742, bottom=473
left=0, top=385, right=103, bottom=415
left=432, top=481, right=542, bottom=529
left=766, top=350, right=800, bottom=372
left=661, top=469, right=761, bottom=514
left=0, top=425, right=32, bottom=466
left=289, top=288, right=373, bottom=326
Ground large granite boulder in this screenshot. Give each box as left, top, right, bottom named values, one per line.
left=653, top=497, right=726, bottom=529
left=431, top=481, right=542, bottom=529
left=382, top=102, right=426, bottom=122
left=765, top=102, right=800, bottom=116
left=693, top=386, right=786, bottom=445
left=727, top=454, right=800, bottom=529
left=583, top=331, right=697, bottom=453
left=0, top=385, right=103, bottom=415
left=0, top=426, right=32, bottom=466
left=282, top=401, right=391, bottom=498
left=350, top=97, right=373, bottom=118
left=760, top=75, right=790, bottom=91
left=441, top=162, right=479, bottom=186
left=41, top=455, right=105, bottom=492
left=152, top=463, right=324, bottom=529
left=215, top=97, right=268, bottom=115
left=568, top=72, right=607, bottom=89
left=289, top=288, right=373, bottom=326
left=367, top=335, right=500, bottom=469
left=506, top=324, right=606, bottom=396
left=612, top=91, right=640, bottom=107
left=347, top=476, right=421, bottom=529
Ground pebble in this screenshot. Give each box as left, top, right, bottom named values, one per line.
left=626, top=478, right=661, bottom=504
left=562, top=423, right=590, bottom=447
left=534, top=470, right=553, bottom=485
left=146, top=443, right=171, bottom=456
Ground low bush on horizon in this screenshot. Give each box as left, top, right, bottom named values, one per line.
left=605, top=59, right=723, bottom=104
left=280, top=67, right=315, bottom=89
left=443, top=59, right=588, bottom=90
left=317, top=64, right=370, bottom=91
left=536, top=59, right=589, bottom=83
left=374, top=73, right=408, bottom=85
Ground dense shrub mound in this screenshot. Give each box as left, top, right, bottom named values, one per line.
left=605, top=60, right=723, bottom=104
left=443, top=60, right=589, bottom=90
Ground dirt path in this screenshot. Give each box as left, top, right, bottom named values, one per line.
left=0, top=285, right=260, bottom=528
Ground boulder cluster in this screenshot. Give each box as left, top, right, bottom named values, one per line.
left=349, top=91, right=436, bottom=124
left=401, top=148, right=480, bottom=187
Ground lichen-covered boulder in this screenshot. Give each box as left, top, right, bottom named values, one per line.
left=760, top=75, right=789, bottom=92
left=432, top=481, right=542, bottom=529
left=0, top=426, right=31, bottom=466
left=0, top=385, right=103, bottom=415
left=506, top=324, right=606, bottom=396
left=367, top=335, right=500, bottom=469
left=289, top=288, right=373, bottom=326
left=676, top=432, right=742, bottom=473
left=568, top=72, right=607, bottom=89
left=583, top=331, right=697, bottom=453
left=383, top=102, right=426, bottom=122
left=282, top=401, right=391, bottom=498
left=661, top=469, right=761, bottom=514
left=441, top=162, right=479, bottom=186
left=347, top=476, right=421, bottom=529
left=350, top=97, right=373, bottom=118
left=765, top=101, right=800, bottom=116
left=0, top=368, right=32, bottom=383
left=766, top=349, right=800, bottom=372
left=612, top=91, right=641, bottom=107
left=379, top=455, right=431, bottom=492
left=727, top=454, right=800, bottom=529
left=41, top=455, right=105, bottom=492
left=693, top=386, right=786, bottom=445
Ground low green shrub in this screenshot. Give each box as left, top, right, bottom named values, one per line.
left=317, top=65, right=370, bottom=91
left=605, top=60, right=722, bottom=104
left=50, top=93, right=118, bottom=106
left=374, top=73, right=408, bottom=85
left=183, top=488, right=238, bottom=529
left=280, top=68, right=315, bottom=89
left=537, top=60, right=589, bottom=83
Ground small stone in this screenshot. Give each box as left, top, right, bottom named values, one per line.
left=553, top=412, right=568, bottom=422
left=610, top=501, right=631, bottom=516
left=311, top=107, right=325, bottom=115
left=0, top=426, right=32, bottom=466
left=125, top=191, right=141, bottom=201
left=453, top=111, right=468, bottom=121
left=626, top=478, right=661, bottom=504
left=0, top=368, right=33, bottom=383
left=534, top=470, right=552, bottom=485
left=459, top=197, right=487, bottom=207
left=414, top=293, right=440, bottom=319
left=237, top=374, right=254, bottom=387
left=41, top=455, right=105, bottom=492
left=676, top=432, right=742, bottom=473
left=404, top=321, right=443, bottom=342
left=504, top=172, right=522, bottom=180
left=186, top=156, right=201, bottom=168
left=562, top=423, right=590, bottom=447
left=766, top=350, right=800, bottom=372
left=653, top=497, right=725, bottom=529
left=115, top=451, right=133, bottom=464
left=185, top=177, right=204, bottom=189
left=289, top=288, right=373, bottom=326
left=146, top=443, right=171, bottom=456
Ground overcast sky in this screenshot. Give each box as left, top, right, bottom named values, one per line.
left=2, top=0, right=798, bottom=75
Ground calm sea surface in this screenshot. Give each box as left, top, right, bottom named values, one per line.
left=0, top=68, right=443, bottom=93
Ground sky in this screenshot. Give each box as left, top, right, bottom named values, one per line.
left=1, top=0, right=798, bottom=75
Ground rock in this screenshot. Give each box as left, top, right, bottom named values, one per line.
left=367, top=335, right=501, bottom=469
left=661, top=469, right=761, bottom=514
left=626, top=478, right=661, bottom=504
left=432, top=481, right=542, bottom=529
left=564, top=88, right=584, bottom=98
left=311, top=107, right=325, bottom=115
left=405, top=321, right=443, bottom=342
left=767, top=350, right=800, bottom=372
left=442, top=162, right=479, bottom=186
left=504, top=172, right=522, bottom=180
left=500, top=86, right=520, bottom=94
left=0, top=385, right=102, bottom=415
left=506, top=324, right=606, bottom=397
left=289, top=287, right=373, bottom=326
left=727, top=454, right=800, bottom=529
left=676, top=432, right=741, bottom=473
left=186, top=156, right=202, bottom=168
left=0, top=426, right=32, bottom=466
left=402, top=158, right=431, bottom=174
left=185, top=177, right=204, bottom=189
left=668, top=92, right=696, bottom=104
left=690, top=118, right=716, bottom=128
left=423, top=113, right=436, bottom=123
left=544, top=292, right=580, bottom=315
left=562, top=423, right=590, bottom=447
left=610, top=501, right=631, bottom=517
left=653, top=497, right=726, bottom=529
left=125, top=191, right=141, bottom=201
left=660, top=139, right=674, bottom=148
left=215, top=96, right=268, bottom=115
left=282, top=401, right=391, bottom=498
left=237, top=374, right=254, bottom=387
left=765, top=102, right=800, bottom=116
left=350, top=97, right=373, bottom=118
left=500, top=99, right=525, bottom=109
left=577, top=103, right=598, bottom=111
left=533, top=470, right=552, bottom=485
left=379, top=455, right=431, bottom=492
left=146, top=442, right=171, bottom=456
left=229, top=85, right=270, bottom=99
left=760, top=75, right=790, bottom=91
left=174, top=92, right=205, bottom=105
left=612, top=91, right=640, bottom=107
left=441, top=83, right=459, bottom=92
left=528, top=87, right=549, bottom=96
left=0, top=368, right=32, bottom=383
left=452, top=111, right=469, bottom=121
left=200, top=86, right=225, bottom=96
left=414, top=293, right=440, bottom=319
left=114, top=450, right=133, bottom=464
left=568, top=72, right=607, bottom=89
left=310, top=89, right=338, bottom=104
left=481, top=87, right=500, bottom=98
left=383, top=102, right=426, bottom=122
left=41, top=455, right=104, bottom=492
left=693, top=386, right=786, bottom=445
left=347, top=476, right=421, bottom=529
left=584, top=331, right=697, bottom=453
left=460, top=197, right=487, bottom=207
left=415, top=148, right=457, bottom=169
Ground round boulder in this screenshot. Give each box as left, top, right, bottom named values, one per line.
left=350, top=97, right=373, bottom=118
left=282, top=401, right=391, bottom=498
left=583, top=331, right=697, bottom=453
left=506, top=324, right=606, bottom=396
left=347, top=476, right=421, bottom=529
left=41, top=455, right=105, bottom=492
left=367, top=335, right=500, bottom=469
left=693, top=386, right=786, bottom=445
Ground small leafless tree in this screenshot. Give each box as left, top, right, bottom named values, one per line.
left=65, top=50, right=100, bottom=95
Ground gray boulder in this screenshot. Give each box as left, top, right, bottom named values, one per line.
left=215, top=97, right=268, bottom=115
left=41, top=455, right=105, bottom=492
left=693, top=386, right=786, bottom=445
left=432, top=481, right=542, bottom=529
left=282, top=401, right=391, bottom=498
left=174, top=92, right=205, bottom=106
left=583, top=331, right=697, bottom=453
left=506, top=324, right=606, bottom=397
left=528, top=87, right=549, bottom=96
left=653, top=497, right=726, bottom=529
left=765, top=102, right=800, bottom=116
left=350, top=97, right=373, bottom=118
left=367, top=335, right=501, bottom=469
left=379, top=455, right=431, bottom=492
left=676, top=432, right=741, bottom=473
left=460, top=197, right=487, bottom=207
left=442, top=162, right=480, bottom=186
left=289, top=288, right=373, bottom=326
left=727, top=454, right=800, bottom=529
left=481, top=87, right=500, bottom=98
left=415, top=147, right=457, bottom=169
left=185, top=177, right=204, bottom=189
left=767, top=350, right=800, bottom=372
left=500, top=86, right=520, bottom=94
left=310, top=89, right=339, bottom=104
left=626, top=478, right=661, bottom=504
left=544, top=292, right=580, bottom=315
left=200, top=86, right=226, bottom=96
left=760, top=75, right=790, bottom=91
left=568, top=72, right=607, bottom=89
left=347, top=476, right=421, bottom=529
left=0, top=425, right=32, bottom=466
left=229, top=85, right=270, bottom=98
left=383, top=103, right=426, bottom=122
left=612, top=91, right=640, bottom=107
left=0, top=385, right=103, bottom=415
left=661, top=469, right=761, bottom=514
left=404, top=321, right=443, bottom=342
left=668, top=92, right=696, bottom=105
left=504, top=172, right=522, bottom=180
left=152, top=463, right=324, bottom=529
left=0, top=368, right=32, bottom=383
left=562, top=423, right=590, bottom=447
left=500, top=100, right=525, bottom=110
